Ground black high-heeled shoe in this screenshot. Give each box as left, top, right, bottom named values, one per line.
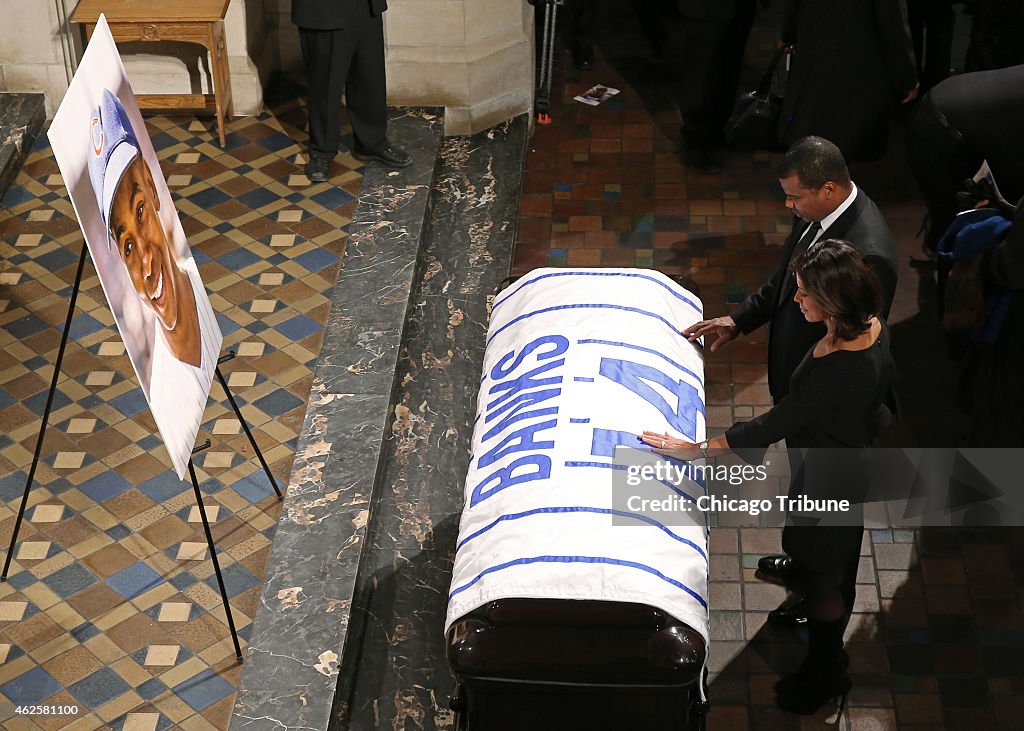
left=775, top=618, right=851, bottom=721
left=773, top=646, right=849, bottom=696
left=775, top=669, right=851, bottom=718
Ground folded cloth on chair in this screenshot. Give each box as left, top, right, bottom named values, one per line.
left=445, top=268, right=711, bottom=655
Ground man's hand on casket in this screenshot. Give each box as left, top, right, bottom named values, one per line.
left=682, top=316, right=738, bottom=352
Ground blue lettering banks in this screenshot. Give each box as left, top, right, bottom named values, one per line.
left=471, top=335, right=567, bottom=506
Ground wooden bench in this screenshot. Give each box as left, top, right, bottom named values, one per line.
left=71, top=0, right=234, bottom=146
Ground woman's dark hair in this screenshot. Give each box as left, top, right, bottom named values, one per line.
left=792, top=239, right=882, bottom=342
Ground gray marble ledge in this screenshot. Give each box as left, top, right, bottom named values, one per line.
left=333, top=116, right=528, bottom=731
left=231, top=108, right=444, bottom=731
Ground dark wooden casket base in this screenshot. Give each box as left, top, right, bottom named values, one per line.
left=446, top=598, right=708, bottom=731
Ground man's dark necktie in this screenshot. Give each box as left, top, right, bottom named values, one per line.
left=782, top=221, right=823, bottom=304
left=798, top=220, right=823, bottom=253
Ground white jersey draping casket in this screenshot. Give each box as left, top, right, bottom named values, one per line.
left=445, top=267, right=710, bottom=654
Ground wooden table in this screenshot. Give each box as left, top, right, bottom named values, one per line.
left=71, top=0, right=234, bottom=146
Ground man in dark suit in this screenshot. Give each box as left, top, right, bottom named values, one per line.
left=676, top=0, right=759, bottom=173
left=294, top=0, right=411, bottom=183
left=683, top=136, right=899, bottom=624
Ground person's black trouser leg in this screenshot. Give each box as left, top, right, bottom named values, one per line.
left=837, top=528, right=863, bottom=617
left=633, top=0, right=670, bottom=58
left=346, top=6, right=389, bottom=151
left=679, top=16, right=728, bottom=152
left=300, top=28, right=350, bottom=162
left=909, top=0, right=955, bottom=90
left=710, top=0, right=758, bottom=141
left=922, top=0, right=955, bottom=89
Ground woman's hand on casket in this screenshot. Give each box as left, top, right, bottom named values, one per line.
left=641, top=431, right=701, bottom=459
left=641, top=431, right=730, bottom=459
left=682, top=316, right=738, bottom=352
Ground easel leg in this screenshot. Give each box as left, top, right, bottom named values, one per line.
left=187, top=456, right=244, bottom=664
left=214, top=357, right=283, bottom=499
left=2, top=242, right=88, bottom=581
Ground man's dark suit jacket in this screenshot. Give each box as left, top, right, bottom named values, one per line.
left=730, top=190, right=899, bottom=401
left=292, top=0, right=387, bottom=29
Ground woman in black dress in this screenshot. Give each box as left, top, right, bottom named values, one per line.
left=642, top=239, right=895, bottom=716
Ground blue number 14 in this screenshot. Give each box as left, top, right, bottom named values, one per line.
left=598, top=357, right=704, bottom=442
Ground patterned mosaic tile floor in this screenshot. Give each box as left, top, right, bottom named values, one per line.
left=0, top=85, right=359, bottom=729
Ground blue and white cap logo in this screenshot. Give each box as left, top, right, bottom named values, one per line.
left=86, top=89, right=140, bottom=249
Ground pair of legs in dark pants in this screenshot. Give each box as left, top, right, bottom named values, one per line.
left=299, top=5, right=387, bottom=163
left=678, top=2, right=757, bottom=158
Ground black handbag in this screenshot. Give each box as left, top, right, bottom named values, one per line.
left=725, top=47, right=786, bottom=151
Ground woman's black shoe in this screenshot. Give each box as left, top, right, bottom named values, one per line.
left=775, top=674, right=850, bottom=720
left=774, top=648, right=848, bottom=696
left=757, top=554, right=800, bottom=580
left=775, top=618, right=851, bottom=721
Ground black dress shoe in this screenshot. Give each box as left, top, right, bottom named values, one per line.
left=757, top=554, right=801, bottom=581
left=352, top=141, right=412, bottom=168
left=681, top=145, right=722, bottom=175
left=305, top=157, right=329, bottom=183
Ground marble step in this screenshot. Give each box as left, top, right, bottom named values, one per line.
left=333, top=116, right=529, bottom=731
left=0, top=93, right=45, bottom=204
left=232, top=108, right=447, bottom=731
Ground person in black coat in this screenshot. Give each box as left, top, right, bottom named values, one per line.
left=293, top=0, right=410, bottom=183
left=777, top=0, right=919, bottom=162
left=906, top=64, right=1024, bottom=252
left=676, top=0, right=759, bottom=173
left=645, top=241, right=895, bottom=716
left=684, top=136, right=899, bottom=403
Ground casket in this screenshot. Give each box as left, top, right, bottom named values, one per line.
left=445, top=269, right=711, bottom=730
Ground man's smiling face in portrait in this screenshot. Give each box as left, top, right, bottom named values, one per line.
left=108, top=155, right=184, bottom=335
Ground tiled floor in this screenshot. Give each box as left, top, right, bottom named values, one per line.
left=0, top=83, right=360, bottom=729
left=512, top=4, right=1024, bottom=730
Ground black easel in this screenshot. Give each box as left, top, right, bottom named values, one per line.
left=1, top=240, right=284, bottom=665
